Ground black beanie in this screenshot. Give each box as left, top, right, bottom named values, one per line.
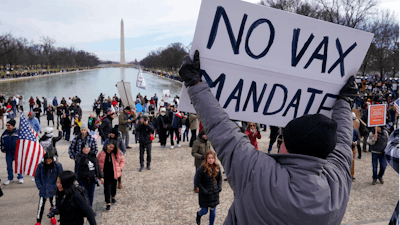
left=283, top=114, right=337, bottom=159
left=7, top=119, right=16, bottom=127
left=111, top=127, right=119, bottom=137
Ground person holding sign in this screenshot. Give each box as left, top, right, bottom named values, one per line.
left=367, top=126, right=389, bottom=185
left=179, top=50, right=357, bottom=225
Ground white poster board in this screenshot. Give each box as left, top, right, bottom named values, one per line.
left=178, top=0, right=374, bottom=127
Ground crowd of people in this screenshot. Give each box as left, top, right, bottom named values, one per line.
left=0, top=64, right=398, bottom=224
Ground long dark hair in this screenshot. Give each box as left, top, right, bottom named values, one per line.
left=57, top=171, right=77, bottom=198
left=106, top=139, right=120, bottom=160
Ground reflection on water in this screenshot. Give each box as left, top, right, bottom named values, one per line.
left=0, top=68, right=183, bottom=110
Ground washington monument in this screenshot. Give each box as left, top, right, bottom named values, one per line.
left=120, top=19, right=126, bottom=64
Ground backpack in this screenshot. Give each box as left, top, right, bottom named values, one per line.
left=75, top=185, right=91, bottom=207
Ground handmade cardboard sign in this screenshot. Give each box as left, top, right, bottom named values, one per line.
left=368, top=104, right=387, bottom=127
left=179, top=0, right=374, bottom=127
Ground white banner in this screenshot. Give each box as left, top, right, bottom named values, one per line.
left=179, top=0, right=373, bottom=127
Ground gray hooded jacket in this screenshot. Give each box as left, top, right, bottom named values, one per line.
left=188, top=81, right=353, bottom=225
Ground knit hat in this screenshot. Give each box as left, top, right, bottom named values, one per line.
left=124, top=106, right=131, bottom=111
left=283, top=114, right=337, bottom=159
left=160, top=107, right=166, bottom=112
left=44, top=127, right=53, bottom=134
left=7, top=119, right=16, bottom=127
left=80, top=124, right=88, bottom=130
left=111, top=127, right=119, bottom=136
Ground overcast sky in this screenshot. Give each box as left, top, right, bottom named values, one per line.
left=1, top=0, right=398, bottom=62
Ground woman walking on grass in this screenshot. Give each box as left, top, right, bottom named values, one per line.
left=195, top=150, right=222, bottom=225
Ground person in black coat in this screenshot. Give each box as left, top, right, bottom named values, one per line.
left=46, top=104, right=55, bottom=126
left=76, top=145, right=104, bottom=206
left=61, top=114, right=72, bottom=141
left=54, top=171, right=97, bottom=225
left=195, top=150, right=222, bottom=225
left=157, top=108, right=169, bottom=148
left=136, top=115, right=154, bottom=172
left=99, top=112, right=114, bottom=144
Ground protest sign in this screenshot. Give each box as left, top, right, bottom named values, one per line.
left=179, top=0, right=374, bottom=127
left=162, top=90, right=172, bottom=103
left=368, top=104, right=387, bottom=127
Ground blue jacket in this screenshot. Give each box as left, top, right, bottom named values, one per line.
left=52, top=98, right=58, bottom=106
left=1, top=128, right=18, bottom=154
left=28, top=117, right=41, bottom=133
left=35, top=161, right=63, bottom=198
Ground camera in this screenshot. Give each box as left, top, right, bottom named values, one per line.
left=47, top=207, right=58, bottom=218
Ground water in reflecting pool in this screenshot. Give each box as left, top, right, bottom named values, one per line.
left=0, top=68, right=183, bottom=110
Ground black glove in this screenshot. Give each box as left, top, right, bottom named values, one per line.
left=201, top=155, right=205, bottom=160
left=179, top=50, right=202, bottom=88
left=339, top=76, right=359, bottom=106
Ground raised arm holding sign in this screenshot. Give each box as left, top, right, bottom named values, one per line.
left=180, top=49, right=358, bottom=224
left=178, top=1, right=374, bottom=224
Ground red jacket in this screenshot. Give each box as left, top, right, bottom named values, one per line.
left=245, top=128, right=261, bottom=150
left=97, top=150, right=125, bottom=179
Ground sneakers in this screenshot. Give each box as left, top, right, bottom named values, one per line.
left=126, top=146, right=132, bottom=149
left=177, top=144, right=181, bottom=148
left=139, top=167, right=143, bottom=172
left=357, top=156, right=361, bottom=159
left=18, top=178, right=24, bottom=184
left=106, top=204, right=111, bottom=211
left=372, top=179, right=377, bottom=185
left=50, top=217, right=57, bottom=225
left=111, top=198, right=117, bottom=204
left=3, top=180, right=12, bottom=185
left=378, top=177, right=384, bottom=184
left=35, top=222, right=41, bottom=225
left=147, top=166, right=151, bottom=170
left=170, top=145, right=174, bottom=149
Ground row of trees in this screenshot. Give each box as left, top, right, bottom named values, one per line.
left=261, top=0, right=399, bottom=78
left=139, top=42, right=189, bottom=71
left=0, top=34, right=100, bottom=70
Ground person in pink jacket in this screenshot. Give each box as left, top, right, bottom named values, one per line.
left=97, top=139, right=125, bottom=211
left=245, top=122, right=261, bottom=150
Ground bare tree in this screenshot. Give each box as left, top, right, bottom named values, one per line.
left=368, top=10, right=399, bottom=79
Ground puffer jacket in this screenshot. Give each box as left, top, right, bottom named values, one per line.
left=34, top=161, right=63, bottom=198
left=192, top=134, right=211, bottom=167
left=368, top=128, right=389, bottom=154
left=187, top=81, right=353, bottom=225
left=189, top=113, right=199, bottom=130
left=98, top=116, right=113, bottom=141
left=1, top=128, right=18, bottom=154
left=195, top=165, right=222, bottom=208
left=97, top=150, right=125, bottom=180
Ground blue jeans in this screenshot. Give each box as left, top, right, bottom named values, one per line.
left=6, top=153, right=23, bottom=181
left=372, top=153, right=387, bottom=180
left=78, top=179, right=96, bottom=206
left=198, top=207, right=216, bottom=225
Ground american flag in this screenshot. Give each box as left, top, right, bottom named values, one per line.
left=395, top=99, right=399, bottom=114
left=90, top=131, right=99, bottom=141
left=15, top=113, right=45, bottom=176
